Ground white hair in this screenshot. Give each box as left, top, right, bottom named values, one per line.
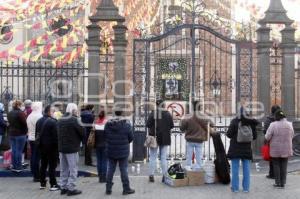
left=66, top=103, right=78, bottom=114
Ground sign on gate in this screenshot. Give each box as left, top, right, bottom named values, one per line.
left=166, top=101, right=187, bottom=120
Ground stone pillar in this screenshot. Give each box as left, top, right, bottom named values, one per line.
left=280, top=25, right=297, bottom=119
left=112, top=22, right=128, bottom=109
left=256, top=24, right=272, bottom=117
left=86, top=22, right=101, bottom=108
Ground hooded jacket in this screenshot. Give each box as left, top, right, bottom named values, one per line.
left=26, top=102, right=43, bottom=141
left=104, top=117, right=133, bottom=159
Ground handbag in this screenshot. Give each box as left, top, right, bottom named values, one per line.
left=144, top=109, right=158, bottom=148
left=87, top=126, right=96, bottom=148
left=144, top=135, right=158, bottom=148
left=261, top=144, right=271, bottom=161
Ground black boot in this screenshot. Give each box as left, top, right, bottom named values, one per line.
left=106, top=182, right=113, bottom=195
left=123, top=188, right=135, bottom=195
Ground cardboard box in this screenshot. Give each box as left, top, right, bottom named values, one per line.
left=186, top=170, right=205, bottom=186
left=164, top=175, right=188, bottom=187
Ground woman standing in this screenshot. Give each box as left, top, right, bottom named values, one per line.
left=7, top=100, right=28, bottom=172
left=95, top=109, right=108, bottom=183
left=226, top=107, right=259, bottom=193
left=265, top=110, right=294, bottom=189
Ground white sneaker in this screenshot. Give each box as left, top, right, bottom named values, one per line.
left=50, top=185, right=60, bottom=191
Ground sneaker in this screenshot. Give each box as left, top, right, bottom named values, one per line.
left=243, top=190, right=249, bottom=193
left=123, top=189, right=135, bottom=195
left=61, top=189, right=68, bottom=195
left=149, top=175, right=155, bottom=183
left=11, top=168, right=22, bottom=173
left=67, top=189, right=82, bottom=196
left=40, top=184, right=46, bottom=190
left=50, top=185, right=60, bottom=191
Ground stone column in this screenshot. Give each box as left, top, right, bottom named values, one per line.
left=280, top=25, right=297, bottom=119
left=112, top=21, right=128, bottom=109
left=256, top=24, right=272, bottom=117
left=86, top=22, right=101, bottom=108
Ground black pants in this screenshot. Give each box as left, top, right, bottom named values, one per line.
left=106, top=158, right=130, bottom=191
left=85, top=145, right=93, bottom=165
left=269, top=159, right=274, bottom=177
left=272, top=158, right=288, bottom=186
left=40, top=149, right=58, bottom=186
left=84, top=130, right=93, bottom=165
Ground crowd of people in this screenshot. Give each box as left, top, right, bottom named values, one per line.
left=0, top=99, right=295, bottom=196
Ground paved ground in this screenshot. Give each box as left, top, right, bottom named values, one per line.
left=1, top=174, right=300, bottom=199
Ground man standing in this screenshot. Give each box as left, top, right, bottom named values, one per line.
left=26, top=102, right=43, bottom=182
left=105, top=110, right=135, bottom=195
left=264, top=105, right=281, bottom=179
left=36, top=105, right=60, bottom=191
left=180, top=101, right=213, bottom=169
left=80, top=104, right=95, bottom=166
left=57, top=103, right=84, bottom=196
left=146, top=100, right=174, bottom=183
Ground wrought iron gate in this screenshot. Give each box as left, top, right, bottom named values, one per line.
left=132, top=23, right=255, bottom=160
left=0, top=59, right=87, bottom=111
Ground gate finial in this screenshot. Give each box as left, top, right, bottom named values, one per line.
left=90, top=0, right=125, bottom=23
left=259, top=0, right=293, bottom=25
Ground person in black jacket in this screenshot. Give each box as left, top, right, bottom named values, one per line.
left=80, top=104, right=95, bottom=166
left=57, top=103, right=84, bottom=196
left=226, top=107, right=259, bottom=193
left=36, top=105, right=59, bottom=191
left=7, top=100, right=28, bottom=172
left=104, top=110, right=135, bottom=195
left=146, top=100, right=174, bottom=183
left=264, top=105, right=281, bottom=179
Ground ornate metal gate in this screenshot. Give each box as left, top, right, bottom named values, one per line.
left=0, top=59, right=87, bottom=111
left=132, top=23, right=255, bottom=160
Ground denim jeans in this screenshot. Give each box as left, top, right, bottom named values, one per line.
left=29, top=141, right=40, bottom=179
left=231, top=159, right=251, bottom=192
left=186, top=142, right=203, bottom=169
left=106, top=158, right=130, bottom=191
left=10, top=135, right=27, bottom=170
left=96, top=147, right=108, bottom=177
left=149, top=146, right=168, bottom=176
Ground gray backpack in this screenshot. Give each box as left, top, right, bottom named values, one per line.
left=237, top=122, right=253, bottom=143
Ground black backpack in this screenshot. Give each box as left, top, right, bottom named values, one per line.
left=168, top=163, right=184, bottom=179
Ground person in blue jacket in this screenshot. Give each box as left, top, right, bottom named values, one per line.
left=104, top=109, right=135, bottom=195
